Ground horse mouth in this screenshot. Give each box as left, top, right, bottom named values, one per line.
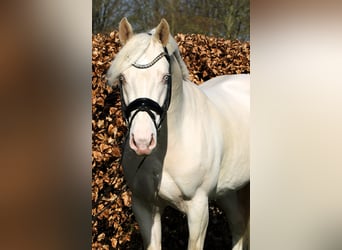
left=130, top=134, right=156, bottom=155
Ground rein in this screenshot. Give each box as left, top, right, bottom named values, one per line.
left=118, top=47, right=172, bottom=131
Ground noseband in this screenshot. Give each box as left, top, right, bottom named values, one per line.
left=119, top=47, right=172, bottom=131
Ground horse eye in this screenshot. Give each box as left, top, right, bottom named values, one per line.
left=163, top=74, right=170, bottom=82
left=119, top=74, right=126, bottom=83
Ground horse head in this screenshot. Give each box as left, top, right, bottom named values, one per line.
left=108, top=18, right=172, bottom=156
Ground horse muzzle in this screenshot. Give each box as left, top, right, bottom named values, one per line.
left=128, top=111, right=158, bottom=155
left=129, top=132, right=156, bottom=155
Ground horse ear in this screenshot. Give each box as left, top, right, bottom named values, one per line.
left=119, top=17, right=133, bottom=45
left=154, top=19, right=170, bottom=47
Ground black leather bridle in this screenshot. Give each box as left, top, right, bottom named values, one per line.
left=118, top=47, right=172, bottom=131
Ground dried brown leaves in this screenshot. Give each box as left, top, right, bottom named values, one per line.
left=175, top=33, right=250, bottom=84
left=92, top=31, right=250, bottom=249
left=92, top=31, right=133, bottom=250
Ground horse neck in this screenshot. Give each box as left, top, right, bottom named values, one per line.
left=167, top=77, right=206, bottom=132
left=166, top=54, right=210, bottom=131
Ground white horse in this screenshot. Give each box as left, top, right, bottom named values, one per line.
left=107, top=18, right=250, bottom=250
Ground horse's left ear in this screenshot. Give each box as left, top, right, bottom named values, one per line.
left=154, top=19, right=170, bottom=47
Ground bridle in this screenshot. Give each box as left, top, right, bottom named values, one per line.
left=118, top=47, right=172, bottom=131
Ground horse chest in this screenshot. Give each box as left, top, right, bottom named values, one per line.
left=157, top=120, right=223, bottom=207
left=158, top=170, right=187, bottom=210
left=157, top=151, right=216, bottom=209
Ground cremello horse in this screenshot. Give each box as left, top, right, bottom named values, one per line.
left=107, top=18, right=250, bottom=250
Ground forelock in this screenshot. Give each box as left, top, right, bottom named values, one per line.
left=106, top=33, right=152, bottom=86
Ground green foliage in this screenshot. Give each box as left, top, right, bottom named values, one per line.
left=92, top=0, right=249, bottom=41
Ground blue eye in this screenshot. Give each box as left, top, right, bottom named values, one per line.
left=119, top=74, right=126, bottom=84
left=163, top=74, right=170, bottom=82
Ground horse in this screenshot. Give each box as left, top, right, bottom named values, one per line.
left=107, top=17, right=250, bottom=250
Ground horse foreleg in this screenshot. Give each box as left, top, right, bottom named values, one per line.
left=132, top=196, right=164, bottom=250
left=185, top=191, right=209, bottom=250
left=148, top=205, right=164, bottom=250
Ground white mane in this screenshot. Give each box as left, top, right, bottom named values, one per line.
left=106, top=29, right=189, bottom=86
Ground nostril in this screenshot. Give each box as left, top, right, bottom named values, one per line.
left=149, top=134, right=157, bottom=149
left=132, top=134, right=137, bottom=147
left=149, top=134, right=154, bottom=145
left=129, top=134, right=137, bottom=151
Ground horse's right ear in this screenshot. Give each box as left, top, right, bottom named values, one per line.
left=119, top=17, right=133, bottom=45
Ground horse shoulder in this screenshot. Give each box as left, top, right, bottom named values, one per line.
left=161, top=82, right=224, bottom=202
